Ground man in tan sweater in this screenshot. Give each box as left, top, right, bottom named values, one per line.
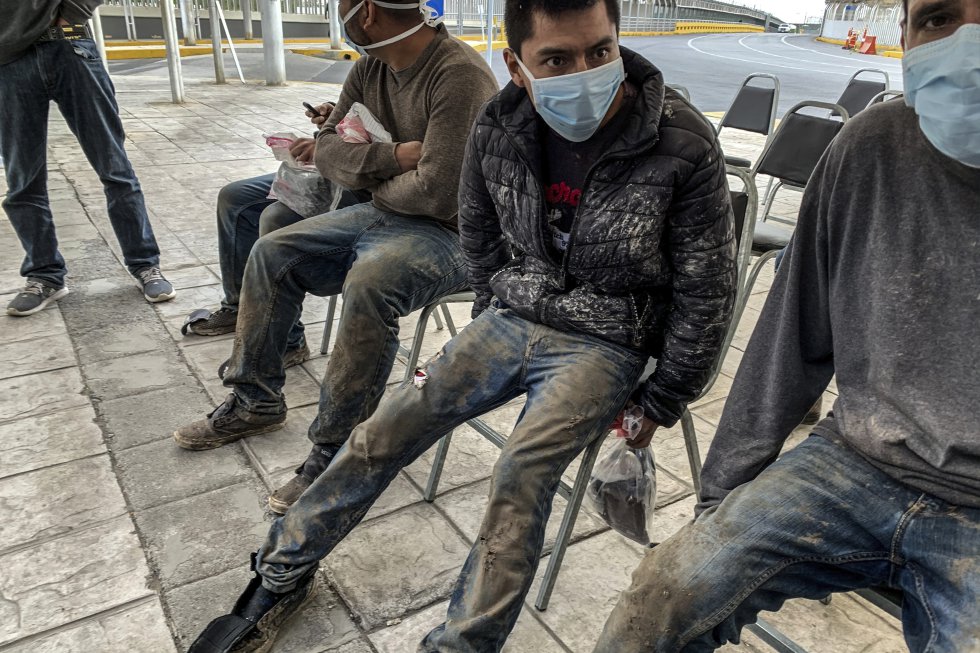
left=172, top=1, right=498, bottom=516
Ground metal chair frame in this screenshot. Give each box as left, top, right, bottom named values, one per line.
left=749, top=100, right=850, bottom=225
left=833, top=68, right=890, bottom=118
left=867, top=89, right=904, bottom=108
left=716, top=73, right=781, bottom=170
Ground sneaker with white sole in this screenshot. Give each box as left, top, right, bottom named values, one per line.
left=6, top=280, right=69, bottom=316
left=135, top=266, right=177, bottom=303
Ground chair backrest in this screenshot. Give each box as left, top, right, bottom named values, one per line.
left=834, top=68, right=889, bottom=117
left=667, top=84, right=691, bottom=102
left=718, top=73, right=781, bottom=137
left=755, top=101, right=850, bottom=188
left=868, top=90, right=904, bottom=108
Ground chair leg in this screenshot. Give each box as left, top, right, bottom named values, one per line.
left=423, top=431, right=454, bottom=502
left=760, top=180, right=784, bottom=223
left=404, top=303, right=441, bottom=378
left=440, top=303, right=458, bottom=337
left=433, top=308, right=445, bottom=331
left=747, top=619, right=810, bottom=653
left=680, top=410, right=703, bottom=502
left=320, top=295, right=338, bottom=355
left=534, top=435, right=606, bottom=611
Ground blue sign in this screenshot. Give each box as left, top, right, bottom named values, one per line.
left=427, top=0, right=445, bottom=17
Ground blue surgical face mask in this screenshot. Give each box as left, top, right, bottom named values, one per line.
left=340, top=0, right=439, bottom=58
left=903, top=24, right=980, bottom=169
left=516, top=56, right=626, bottom=143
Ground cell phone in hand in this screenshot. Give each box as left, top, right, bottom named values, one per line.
left=303, top=102, right=323, bottom=117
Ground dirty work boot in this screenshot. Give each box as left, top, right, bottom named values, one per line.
left=6, top=279, right=69, bottom=316
left=801, top=396, right=823, bottom=426
left=268, top=444, right=340, bottom=514
left=188, top=557, right=318, bottom=653
left=174, top=394, right=286, bottom=451
left=217, top=341, right=311, bottom=381
left=183, top=307, right=238, bottom=336
left=134, top=266, right=177, bottom=303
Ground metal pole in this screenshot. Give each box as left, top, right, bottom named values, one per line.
left=243, top=0, right=254, bottom=39
left=90, top=8, right=108, bottom=68
left=260, top=0, right=286, bottom=86
left=328, top=0, right=342, bottom=49
left=209, top=0, right=226, bottom=84
left=178, top=0, right=197, bottom=45
left=216, top=2, right=246, bottom=83
left=484, top=0, right=493, bottom=66
left=160, top=0, right=186, bottom=103
left=122, top=0, right=137, bottom=40
left=457, top=0, right=464, bottom=36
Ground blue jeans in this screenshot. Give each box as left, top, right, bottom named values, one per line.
left=223, top=202, right=467, bottom=450
left=0, top=39, right=159, bottom=288
left=215, top=174, right=364, bottom=350
left=254, top=304, right=648, bottom=651
left=595, top=435, right=980, bottom=652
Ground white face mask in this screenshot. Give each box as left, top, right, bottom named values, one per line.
left=903, top=24, right=980, bottom=168
left=341, top=0, right=440, bottom=57
left=515, top=56, right=626, bottom=142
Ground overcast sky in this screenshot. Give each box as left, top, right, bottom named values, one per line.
left=737, top=0, right=828, bottom=23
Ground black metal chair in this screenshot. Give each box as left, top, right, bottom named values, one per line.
left=868, top=89, right=904, bottom=108
left=667, top=83, right=691, bottom=101
left=751, top=100, right=849, bottom=227
left=833, top=68, right=890, bottom=118
left=716, top=73, right=781, bottom=169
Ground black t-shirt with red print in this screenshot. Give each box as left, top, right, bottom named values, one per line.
left=541, top=82, right=638, bottom=256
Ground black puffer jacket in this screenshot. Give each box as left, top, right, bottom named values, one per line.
left=458, top=49, right=736, bottom=428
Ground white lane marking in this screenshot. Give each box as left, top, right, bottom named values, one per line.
left=686, top=35, right=852, bottom=76
left=738, top=35, right=854, bottom=70
left=780, top=35, right=903, bottom=70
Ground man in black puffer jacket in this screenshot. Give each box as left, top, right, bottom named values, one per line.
left=186, top=2, right=735, bottom=652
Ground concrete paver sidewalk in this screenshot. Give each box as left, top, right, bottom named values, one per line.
left=0, top=75, right=906, bottom=652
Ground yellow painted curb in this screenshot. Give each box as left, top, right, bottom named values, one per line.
left=881, top=50, right=903, bottom=58
left=106, top=45, right=215, bottom=59
left=816, top=35, right=903, bottom=55
left=289, top=48, right=360, bottom=61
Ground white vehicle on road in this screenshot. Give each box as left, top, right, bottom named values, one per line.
left=777, top=23, right=796, bottom=33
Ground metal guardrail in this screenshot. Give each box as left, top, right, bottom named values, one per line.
left=102, top=0, right=774, bottom=23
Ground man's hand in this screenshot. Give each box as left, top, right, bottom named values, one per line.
left=305, top=103, right=335, bottom=128
left=395, top=141, right=423, bottom=173
left=289, top=137, right=316, bottom=164
left=610, top=402, right=660, bottom=450
left=54, top=17, right=70, bottom=26
left=395, top=141, right=422, bottom=173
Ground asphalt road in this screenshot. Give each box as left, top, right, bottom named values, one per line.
left=109, top=33, right=904, bottom=117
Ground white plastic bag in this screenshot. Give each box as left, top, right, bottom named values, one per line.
left=263, top=132, right=342, bottom=218
left=336, top=102, right=393, bottom=144
left=588, top=438, right=658, bottom=545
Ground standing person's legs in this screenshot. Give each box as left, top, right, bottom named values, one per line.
left=421, top=320, right=647, bottom=652
left=47, top=39, right=164, bottom=282
left=0, top=46, right=65, bottom=290
left=269, top=212, right=467, bottom=510
left=592, top=435, right=969, bottom=653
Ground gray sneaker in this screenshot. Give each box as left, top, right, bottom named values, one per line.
left=135, top=266, right=177, bottom=303
left=6, top=280, right=69, bottom=316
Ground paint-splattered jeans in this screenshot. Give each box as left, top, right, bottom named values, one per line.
left=214, top=174, right=365, bottom=350
left=595, top=434, right=980, bottom=653
left=222, top=202, right=467, bottom=450
left=255, top=303, right=648, bottom=651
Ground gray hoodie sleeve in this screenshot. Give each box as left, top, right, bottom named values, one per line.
left=695, top=143, right=838, bottom=517
left=59, top=1, right=103, bottom=24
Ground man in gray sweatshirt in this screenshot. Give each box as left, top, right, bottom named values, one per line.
left=595, top=0, right=980, bottom=650
left=0, top=1, right=175, bottom=315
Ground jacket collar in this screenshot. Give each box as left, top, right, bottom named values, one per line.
left=487, top=47, right=666, bottom=171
